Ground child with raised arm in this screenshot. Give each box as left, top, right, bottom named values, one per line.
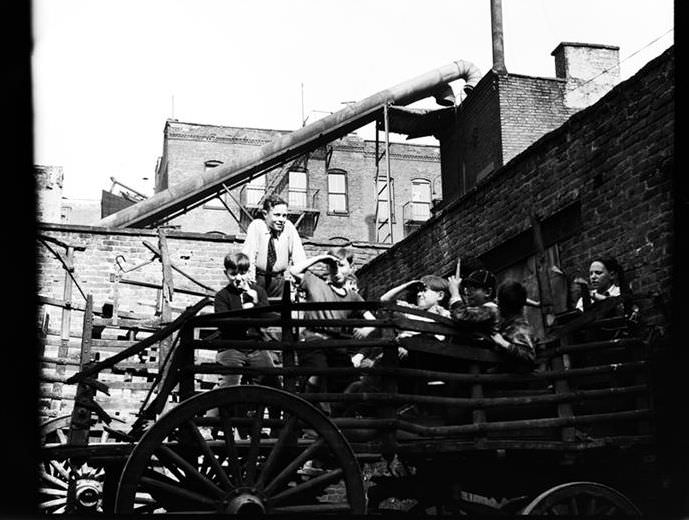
left=447, top=269, right=499, bottom=335
left=351, top=275, right=451, bottom=369
left=288, top=247, right=377, bottom=398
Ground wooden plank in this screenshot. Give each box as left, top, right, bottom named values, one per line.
left=92, top=317, right=162, bottom=331
left=119, top=277, right=209, bottom=298
left=143, top=240, right=216, bottom=295
left=470, top=363, right=487, bottom=447
left=158, top=228, right=174, bottom=371
left=65, top=297, right=211, bottom=384
left=191, top=360, right=647, bottom=384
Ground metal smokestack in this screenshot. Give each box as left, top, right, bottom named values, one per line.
left=490, top=0, right=507, bottom=73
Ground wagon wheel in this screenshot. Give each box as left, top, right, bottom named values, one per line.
left=520, top=481, right=642, bottom=516
left=39, top=415, right=110, bottom=514
left=39, top=415, right=149, bottom=514
left=115, top=385, right=366, bottom=514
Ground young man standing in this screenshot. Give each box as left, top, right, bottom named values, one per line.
left=242, top=195, right=307, bottom=299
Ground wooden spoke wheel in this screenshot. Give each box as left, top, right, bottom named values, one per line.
left=39, top=415, right=110, bottom=514
left=115, top=385, right=366, bottom=514
left=520, top=481, right=642, bottom=516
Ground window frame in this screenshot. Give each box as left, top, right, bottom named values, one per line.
left=410, top=178, right=432, bottom=221
left=287, top=168, right=309, bottom=209
left=327, top=168, right=349, bottom=215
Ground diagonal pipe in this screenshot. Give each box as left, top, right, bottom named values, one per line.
left=99, top=59, right=482, bottom=228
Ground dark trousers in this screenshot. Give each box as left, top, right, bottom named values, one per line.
left=256, top=272, right=285, bottom=299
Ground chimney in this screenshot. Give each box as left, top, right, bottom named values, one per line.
left=551, top=42, right=620, bottom=108
left=35, top=165, right=64, bottom=223
left=490, top=0, right=507, bottom=73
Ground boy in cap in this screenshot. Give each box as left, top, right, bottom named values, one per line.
left=447, top=269, right=499, bottom=334
left=345, top=275, right=451, bottom=417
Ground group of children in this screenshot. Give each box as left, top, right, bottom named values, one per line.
left=212, top=247, right=537, bottom=407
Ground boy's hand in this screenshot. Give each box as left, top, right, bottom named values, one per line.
left=491, top=332, right=510, bottom=349
left=360, top=357, right=374, bottom=368
left=447, top=275, right=462, bottom=297
left=397, top=346, right=408, bottom=359
left=353, top=326, right=375, bottom=339
left=351, top=353, right=364, bottom=368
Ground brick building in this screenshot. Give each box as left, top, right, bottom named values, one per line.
left=357, top=47, right=674, bottom=338
left=424, top=42, right=620, bottom=204
left=153, top=121, right=442, bottom=243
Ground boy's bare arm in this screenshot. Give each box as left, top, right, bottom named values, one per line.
left=288, top=254, right=339, bottom=282
left=380, top=280, right=420, bottom=302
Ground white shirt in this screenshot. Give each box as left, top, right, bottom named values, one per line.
left=576, top=284, right=620, bottom=311
left=242, top=218, right=307, bottom=281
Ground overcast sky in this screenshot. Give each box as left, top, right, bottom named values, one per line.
left=32, top=0, right=674, bottom=200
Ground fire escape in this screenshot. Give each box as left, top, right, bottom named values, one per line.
left=236, top=152, right=322, bottom=237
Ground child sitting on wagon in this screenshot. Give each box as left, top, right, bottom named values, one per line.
left=491, top=280, right=537, bottom=372
left=447, top=269, right=500, bottom=335
left=343, top=275, right=451, bottom=417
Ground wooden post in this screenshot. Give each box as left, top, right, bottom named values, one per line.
left=551, top=336, right=576, bottom=455
left=69, top=295, right=95, bottom=446
left=470, top=363, right=487, bottom=447
left=281, top=281, right=296, bottom=392
left=157, top=228, right=174, bottom=371
left=55, top=246, right=75, bottom=415
left=79, top=295, right=94, bottom=369
left=379, top=329, right=399, bottom=459
left=177, top=325, right=196, bottom=402
left=530, top=214, right=555, bottom=330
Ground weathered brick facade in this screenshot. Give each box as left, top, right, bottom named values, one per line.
left=439, top=43, right=620, bottom=203
left=358, top=47, right=674, bottom=330
left=37, top=223, right=388, bottom=334
left=155, top=121, right=441, bottom=243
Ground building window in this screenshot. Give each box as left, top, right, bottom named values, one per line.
left=410, top=178, right=432, bottom=221
left=203, top=160, right=226, bottom=209
left=376, top=177, right=395, bottom=222
left=245, top=175, right=266, bottom=206
left=327, top=169, right=348, bottom=214
left=288, top=169, right=308, bottom=208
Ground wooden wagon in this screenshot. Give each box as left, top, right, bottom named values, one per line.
left=39, top=285, right=657, bottom=515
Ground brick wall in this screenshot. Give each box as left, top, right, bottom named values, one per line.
left=499, top=74, right=576, bottom=165
left=439, top=72, right=502, bottom=201
left=37, top=223, right=389, bottom=334
left=358, top=47, right=674, bottom=328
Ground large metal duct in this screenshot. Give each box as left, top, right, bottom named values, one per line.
left=99, top=59, right=482, bottom=228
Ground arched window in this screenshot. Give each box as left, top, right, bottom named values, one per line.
left=327, top=169, right=348, bottom=214
left=288, top=168, right=308, bottom=208
left=410, top=178, right=431, bottom=221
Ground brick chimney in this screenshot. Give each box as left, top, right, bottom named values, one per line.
left=35, top=165, right=64, bottom=223
left=551, top=42, right=620, bottom=108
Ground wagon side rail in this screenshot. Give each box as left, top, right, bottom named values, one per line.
left=173, top=297, right=655, bottom=453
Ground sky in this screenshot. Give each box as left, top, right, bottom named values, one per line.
left=32, top=0, right=674, bottom=201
